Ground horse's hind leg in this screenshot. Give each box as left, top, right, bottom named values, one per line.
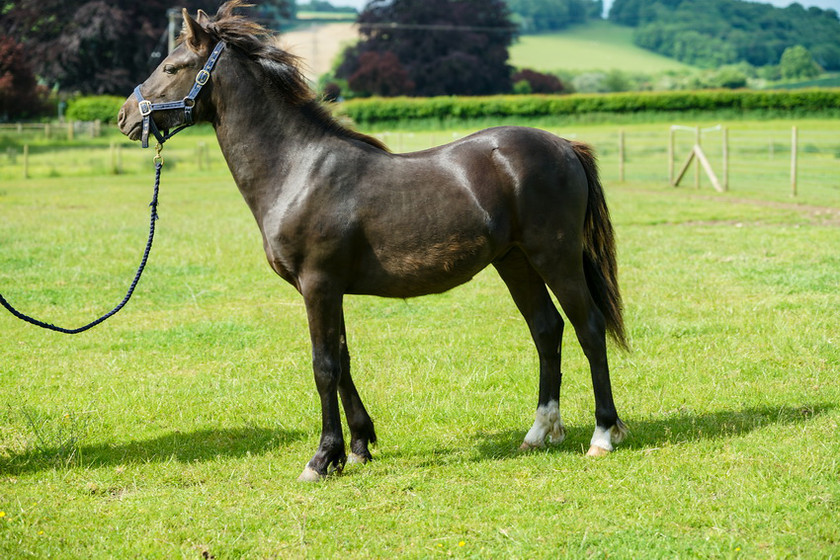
left=337, top=313, right=377, bottom=464
left=493, top=248, right=566, bottom=449
left=533, top=253, right=627, bottom=456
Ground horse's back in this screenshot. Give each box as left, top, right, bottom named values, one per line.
left=342, top=127, right=591, bottom=297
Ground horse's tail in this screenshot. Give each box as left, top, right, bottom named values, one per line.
left=570, top=141, right=629, bottom=350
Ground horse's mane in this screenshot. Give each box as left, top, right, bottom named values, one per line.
left=196, top=0, right=388, bottom=151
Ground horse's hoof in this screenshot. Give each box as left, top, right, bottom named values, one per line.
left=297, top=466, right=323, bottom=482
left=347, top=452, right=369, bottom=465
left=519, top=441, right=543, bottom=451
left=586, top=445, right=611, bottom=457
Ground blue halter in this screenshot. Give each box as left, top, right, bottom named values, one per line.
left=133, top=41, right=226, bottom=148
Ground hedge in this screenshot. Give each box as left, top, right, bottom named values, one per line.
left=339, top=89, right=840, bottom=124
left=65, top=95, right=126, bottom=124
left=63, top=89, right=840, bottom=126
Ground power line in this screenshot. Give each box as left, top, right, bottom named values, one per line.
left=357, top=22, right=517, bottom=33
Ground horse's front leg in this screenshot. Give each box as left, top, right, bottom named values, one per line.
left=298, top=281, right=347, bottom=482
left=338, top=313, right=377, bottom=464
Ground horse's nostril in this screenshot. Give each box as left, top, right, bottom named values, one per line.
left=117, top=106, right=126, bottom=126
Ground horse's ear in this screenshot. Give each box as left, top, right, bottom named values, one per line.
left=196, top=9, right=210, bottom=25
left=182, top=8, right=211, bottom=52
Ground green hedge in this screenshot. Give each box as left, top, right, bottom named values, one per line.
left=340, top=89, right=840, bottom=124
left=65, top=95, right=126, bottom=124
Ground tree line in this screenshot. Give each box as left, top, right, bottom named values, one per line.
left=0, top=0, right=292, bottom=120
left=609, top=0, right=840, bottom=71
left=2, top=0, right=839, bottom=119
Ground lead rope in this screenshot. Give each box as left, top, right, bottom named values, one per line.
left=0, top=145, right=165, bottom=334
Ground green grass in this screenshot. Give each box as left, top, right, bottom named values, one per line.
left=1, top=120, right=839, bottom=558
left=510, top=21, right=693, bottom=73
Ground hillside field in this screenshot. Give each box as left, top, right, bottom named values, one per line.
left=509, top=20, right=693, bottom=73
left=279, top=20, right=692, bottom=81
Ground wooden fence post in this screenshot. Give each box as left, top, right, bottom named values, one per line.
left=23, top=144, right=29, bottom=179
left=668, top=127, right=675, bottom=185
left=694, top=126, right=701, bottom=189
left=722, top=126, right=729, bottom=191
left=618, top=129, right=625, bottom=182
left=790, top=125, right=798, bottom=197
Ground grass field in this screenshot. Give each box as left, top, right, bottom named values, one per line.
left=509, top=21, right=693, bottom=73
left=277, top=19, right=690, bottom=81
left=1, top=119, right=839, bottom=558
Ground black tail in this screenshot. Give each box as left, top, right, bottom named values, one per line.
left=570, top=141, right=628, bottom=350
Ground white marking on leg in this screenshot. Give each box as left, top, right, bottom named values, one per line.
left=521, top=400, right=565, bottom=449
left=589, top=425, right=614, bottom=453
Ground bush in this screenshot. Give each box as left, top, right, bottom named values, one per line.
left=339, top=89, right=840, bottom=124
left=65, top=95, right=125, bottom=124
left=511, top=69, right=566, bottom=94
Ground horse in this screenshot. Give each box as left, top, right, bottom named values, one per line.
left=118, top=1, right=629, bottom=481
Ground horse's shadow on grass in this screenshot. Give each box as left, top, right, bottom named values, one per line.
left=473, top=403, right=834, bottom=461
left=1, top=425, right=305, bottom=476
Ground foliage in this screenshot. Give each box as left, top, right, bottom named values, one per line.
left=506, top=0, right=602, bottom=32
left=336, top=0, right=517, bottom=97
left=339, top=89, right=840, bottom=125
left=0, top=35, right=50, bottom=120
left=348, top=51, right=416, bottom=97
left=65, top=96, right=126, bottom=124
left=780, top=45, right=822, bottom=81
left=297, top=0, right=357, bottom=13
left=511, top=69, right=566, bottom=94
left=609, top=0, right=840, bottom=70
left=0, top=1, right=293, bottom=96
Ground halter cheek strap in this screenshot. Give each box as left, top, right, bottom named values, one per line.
left=133, top=41, right=226, bottom=148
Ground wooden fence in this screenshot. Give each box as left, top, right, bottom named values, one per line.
left=1, top=123, right=838, bottom=204
left=0, top=121, right=103, bottom=141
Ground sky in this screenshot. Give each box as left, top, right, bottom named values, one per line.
left=326, top=0, right=840, bottom=13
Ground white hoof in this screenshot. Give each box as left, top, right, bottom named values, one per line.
left=297, top=467, right=323, bottom=482
left=587, top=421, right=628, bottom=456
left=586, top=445, right=611, bottom=457
left=522, top=400, right=565, bottom=449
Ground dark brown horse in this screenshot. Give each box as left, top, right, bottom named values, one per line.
left=119, top=2, right=628, bottom=481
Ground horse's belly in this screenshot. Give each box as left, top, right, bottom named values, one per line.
left=348, top=233, right=497, bottom=298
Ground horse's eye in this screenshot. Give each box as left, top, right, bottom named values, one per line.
left=163, top=65, right=177, bottom=75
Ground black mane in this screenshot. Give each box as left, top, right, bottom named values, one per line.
left=198, top=0, right=387, bottom=151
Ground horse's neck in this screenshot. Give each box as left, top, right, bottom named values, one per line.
left=212, top=81, right=335, bottom=217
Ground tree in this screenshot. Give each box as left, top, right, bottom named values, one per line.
left=608, top=0, right=840, bottom=71
left=0, top=35, right=47, bottom=120
left=349, top=51, right=415, bottom=96
left=511, top=69, right=566, bottom=94
left=779, top=45, right=821, bottom=80
left=507, top=0, right=602, bottom=32
left=337, top=0, right=517, bottom=97
left=0, top=1, right=294, bottom=95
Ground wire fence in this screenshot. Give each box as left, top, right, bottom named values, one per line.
left=2, top=122, right=838, bottom=206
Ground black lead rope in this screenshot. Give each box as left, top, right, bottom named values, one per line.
left=1, top=41, right=225, bottom=335
left=0, top=150, right=164, bottom=334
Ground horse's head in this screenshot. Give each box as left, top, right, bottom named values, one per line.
left=118, top=8, right=220, bottom=146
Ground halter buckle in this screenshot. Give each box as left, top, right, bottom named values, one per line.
left=138, top=100, right=152, bottom=116
left=195, top=69, right=211, bottom=86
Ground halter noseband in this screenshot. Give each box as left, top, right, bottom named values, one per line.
left=133, top=41, right=226, bottom=149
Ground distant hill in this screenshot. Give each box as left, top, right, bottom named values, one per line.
left=509, top=20, right=692, bottom=73
left=608, top=0, right=840, bottom=70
